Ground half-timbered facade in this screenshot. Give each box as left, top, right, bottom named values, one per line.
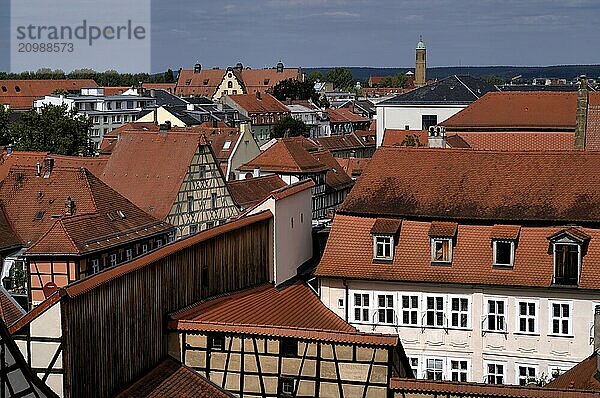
left=168, top=282, right=411, bottom=397
left=100, top=130, right=240, bottom=239
left=9, top=212, right=273, bottom=397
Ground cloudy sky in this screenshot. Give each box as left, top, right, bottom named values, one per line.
left=1, top=0, right=599, bottom=73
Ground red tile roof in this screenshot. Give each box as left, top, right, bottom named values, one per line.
left=546, top=353, right=600, bottom=391
left=315, top=214, right=600, bottom=289
left=239, top=68, right=301, bottom=93
left=99, top=131, right=214, bottom=219
left=226, top=93, right=289, bottom=114
left=382, top=129, right=428, bottom=147
left=390, top=377, right=600, bottom=398
left=428, top=221, right=458, bottom=237
left=0, top=79, right=98, bottom=110
left=0, top=208, right=20, bottom=251
left=336, top=157, right=370, bottom=179
left=327, top=108, right=370, bottom=124
left=442, top=92, right=577, bottom=130
left=308, top=134, right=367, bottom=151
left=309, top=150, right=354, bottom=191
left=457, top=131, right=575, bottom=151
left=0, top=288, right=25, bottom=326
left=0, top=166, right=171, bottom=254
left=116, top=358, right=233, bottom=398
left=200, top=126, right=242, bottom=163
left=239, top=137, right=328, bottom=174
left=490, top=224, right=521, bottom=240
left=0, top=151, right=108, bottom=181
left=445, top=134, right=471, bottom=148
left=339, top=147, right=600, bottom=223
left=175, top=69, right=226, bottom=98
left=587, top=92, right=600, bottom=151
left=169, top=281, right=399, bottom=346
left=370, top=218, right=402, bottom=235
left=227, top=175, right=286, bottom=208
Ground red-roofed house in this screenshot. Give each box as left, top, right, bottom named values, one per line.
left=0, top=79, right=97, bottom=110
left=315, top=147, right=600, bottom=386
left=0, top=166, right=174, bottom=304
left=221, top=92, right=290, bottom=145
left=227, top=175, right=287, bottom=209
left=238, top=138, right=353, bottom=219
left=99, top=130, right=239, bottom=239
left=168, top=281, right=411, bottom=397
left=327, top=108, right=370, bottom=134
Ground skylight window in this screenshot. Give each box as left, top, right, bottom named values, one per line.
left=223, top=141, right=232, bottom=150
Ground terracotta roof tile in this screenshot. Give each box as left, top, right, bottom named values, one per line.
left=0, top=79, right=97, bottom=110
left=308, top=134, right=367, bottom=151
left=169, top=281, right=398, bottom=346
left=457, top=131, right=575, bottom=151
left=175, top=69, right=226, bottom=98
left=0, top=151, right=108, bottom=181
left=239, top=69, right=301, bottom=93
left=546, top=353, right=600, bottom=391
left=327, top=108, right=370, bottom=123
left=226, top=93, right=289, bottom=114
left=0, top=287, right=25, bottom=326
left=309, top=150, right=354, bottom=191
left=336, top=157, right=370, bottom=179
left=428, top=221, right=458, bottom=237
left=340, top=147, right=600, bottom=223
left=490, top=224, right=521, bottom=240
left=390, top=377, right=600, bottom=398
left=0, top=166, right=171, bottom=255
left=442, top=92, right=577, bottom=130
left=315, top=214, right=600, bottom=290
left=0, top=207, right=20, bottom=251
left=587, top=92, right=600, bottom=151
left=227, top=175, right=286, bottom=208
left=370, top=218, right=402, bottom=235
left=382, top=129, right=428, bottom=147
left=240, top=137, right=328, bottom=173
left=445, top=134, right=471, bottom=148
left=116, top=358, right=233, bottom=398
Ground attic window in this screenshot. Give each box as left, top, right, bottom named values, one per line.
left=264, top=79, right=270, bottom=85
left=185, top=79, right=191, bottom=86
left=223, top=141, right=232, bottom=150
left=431, top=238, right=452, bottom=263
left=548, top=228, right=590, bottom=286
left=1, top=86, right=6, bottom=92
left=117, top=210, right=125, bottom=219
left=493, top=241, right=514, bottom=267
left=34, top=211, right=45, bottom=220
left=374, top=236, right=393, bottom=261
left=203, top=79, right=209, bottom=85
left=15, top=86, right=21, bottom=92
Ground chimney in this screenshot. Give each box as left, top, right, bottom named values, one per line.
left=36, top=161, right=41, bottom=177
left=65, top=196, right=75, bottom=216
left=575, top=75, right=589, bottom=150
left=427, top=125, right=447, bottom=148
left=255, top=91, right=262, bottom=100
left=5, top=145, right=12, bottom=156
left=595, top=306, right=600, bottom=378
left=153, top=107, right=158, bottom=125
left=194, top=63, right=202, bottom=74
left=43, top=158, right=54, bottom=177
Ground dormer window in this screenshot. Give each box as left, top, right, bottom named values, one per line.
left=547, top=227, right=591, bottom=286
left=370, top=218, right=402, bottom=262
left=493, top=241, right=514, bottom=266
left=429, top=222, right=458, bottom=264
left=490, top=225, right=520, bottom=268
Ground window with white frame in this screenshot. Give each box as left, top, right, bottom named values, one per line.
left=142, top=244, right=148, bottom=254
left=493, top=240, right=514, bottom=266
left=373, top=235, right=393, bottom=261
left=431, top=238, right=452, bottom=263
left=425, top=358, right=443, bottom=380
left=450, top=359, right=469, bottom=382
left=425, top=295, right=445, bottom=327
left=450, top=296, right=470, bottom=328
left=516, top=300, right=538, bottom=334
left=353, top=293, right=370, bottom=323
left=91, top=259, right=100, bottom=274
left=486, top=298, right=507, bottom=332
left=548, top=365, right=571, bottom=381
left=110, top=253, right=117, bottom=266
left=516, top=365, right=538, bottom=386
left=377, top=294, right=395, bottom=324
left=401, top=294, right=419, bottom=326
left=485, top=362, right=506, bottom=384
left=549, top=301, right=572, bottom=336
left=409, top=357, right=420, bottom=379
left=125, top=249, right=133, bottom=261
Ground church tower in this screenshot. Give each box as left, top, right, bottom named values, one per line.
left=415, top=36, right=426, bottom=87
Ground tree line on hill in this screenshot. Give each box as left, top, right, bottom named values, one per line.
left=0, top=68, right=175, bottom=86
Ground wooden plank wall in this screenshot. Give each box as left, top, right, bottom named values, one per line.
left=60, top=218, right=271, bottom=398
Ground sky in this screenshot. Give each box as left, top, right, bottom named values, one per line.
left=1, top=0, right=599, bottom=73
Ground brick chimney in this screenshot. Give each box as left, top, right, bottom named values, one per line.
left=575, top=75, right=589, bottom=150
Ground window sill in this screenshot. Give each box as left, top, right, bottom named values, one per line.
left=483, top=330, right=508, bottom=335
left=373, top=258, right=393, bottom=264
left=492, top=264, right=514, bottom=269
left=431, top=261, right=452, bottom=266
left=513, top=332, right=540, bottom=337
left=547, top=334, right=574, bottom=338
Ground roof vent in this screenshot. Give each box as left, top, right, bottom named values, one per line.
left=64, top=196, right=75, bottom=216
left=117, top=210, right=126, bottom=219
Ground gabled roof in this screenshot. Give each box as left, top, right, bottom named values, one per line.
left=326, top=107, right=370, bottom=123
left=336, top=157, right=370, bottom=179
left=175, top=69, right=227, bottom=98
left=390, top=377, right=600, bottom=398
left=202, top=126, right=242, bottom=162
left=0, top=208, right=21, bottom=252
left=226, top=93, right=289, bottom=114
left=116, top=358, right=233, bottom=398
left=0, top=79, right=98, bottom=110
left=239, top=137, right=328, bottom=174
left=339, top=147, right=600, bottom=223
left=239, top=68, right=301, bottom=93
left=378, top=75, right=497, bottom=106
left=0, top=166, right=171, bottom=254
left=445, top=134, right=471, bottom=148
left=546, top=353, right=600, bottom=391
left=453, top=131, right=575, bottom=151
left=442, top=92, right=577, bottom=130
left=0, top=287, right=25, bottom=326
left=169, top=281, right=398, bottom=346
left=0, top=151, right=109, bottom=181
left=227, top=175, right=286, bottom=209
left=309, top=150, right=354, bottom=191
left=308, top=133, right=367, bottom=152
left=315, top=214, right=600, bottom=290
left=587, top=92, right=600, bottom=151
left=100, top=131, right=213, bottom=219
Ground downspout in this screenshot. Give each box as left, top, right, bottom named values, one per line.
left=343, top=279, right=349, bottom=322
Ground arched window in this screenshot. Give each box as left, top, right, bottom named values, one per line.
left=227, top=81, right=233, bottom=88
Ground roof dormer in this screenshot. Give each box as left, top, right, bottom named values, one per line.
left=370, top=218, right=401, bottom=262
left=490, top=225, right=520, bottom=268
left=548, top=227, right=591, bottom=286
left=429, top=222, right=457, bottom=264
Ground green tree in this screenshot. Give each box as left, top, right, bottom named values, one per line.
left=0, top=106, right=11, bottom=146
left=379, top=73, right=409, bottom=88
left=11, top=104, right=92, bottom=155
left=272, top=116, right=310, bottom=139
left=272, top=79, right=320, bottom=103
left=306, top=71, right=324, bottom=85
left=325, top=67, right=354, bottom=91
left=482, top=75, right=505, bottom=86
